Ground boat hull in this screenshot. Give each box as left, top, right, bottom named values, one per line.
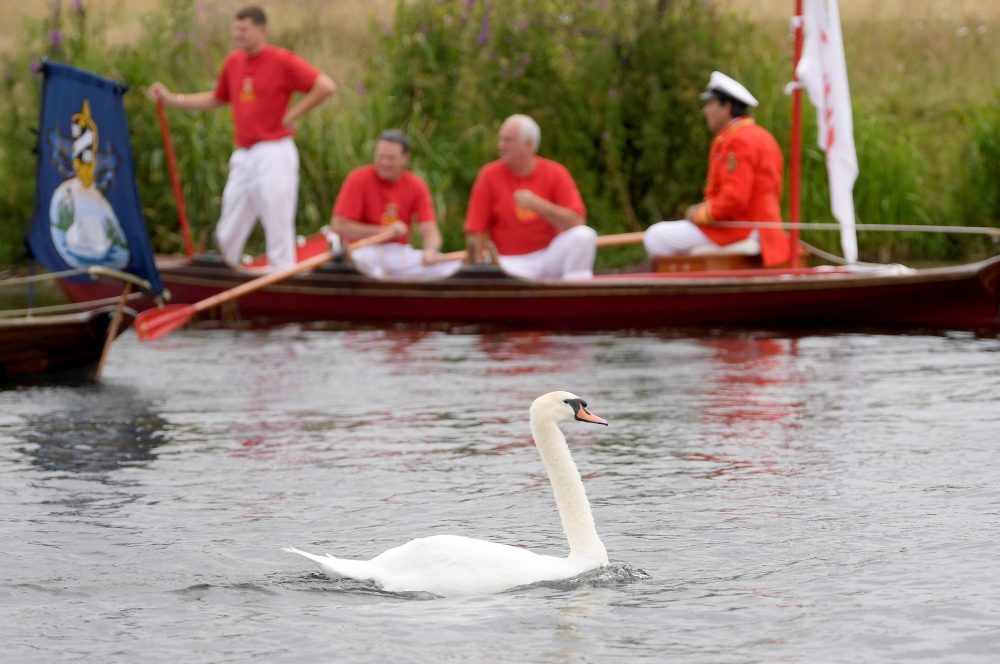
left=0, top=306, right=136, bottom=385
left=59, top=255, right=1000, bottom=333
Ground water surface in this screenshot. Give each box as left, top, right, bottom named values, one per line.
left=2, top=330, right=999, bottom=662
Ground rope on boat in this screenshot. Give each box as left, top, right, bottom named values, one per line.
left=0, top=265, right=153, bottom=290
left=0, top=292, right=143, bottom=318
left=711, top=221, right=1000, bottom=238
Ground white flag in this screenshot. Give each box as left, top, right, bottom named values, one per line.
left=796, top=0, right=859, bottom=263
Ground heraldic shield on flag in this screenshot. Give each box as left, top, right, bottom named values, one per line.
left=25, top=61, right=164, bottom=295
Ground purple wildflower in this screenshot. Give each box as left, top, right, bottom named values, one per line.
left=195, top=0, right=207, bottom=15
left=520, top=53, right=531, bottom=64
left=501, top=66, right=510, bottom=75
left=355, top=82, right=366, bottom=96
left=461, top=0, right=476, bottom=21
left=72, top=0, right=84, bottom=14
left=380, top=20, right=393, bottom=37
left=517, top=20, right=530, bottom=31
left=476, top=2, right=492, bottom=45
left=608, top=88, right=619, bottom=98
left=602, top=131, right=611, bottom=141
left=420, top=23, right=429, bottom=35
left=30, top=60, right=41, bottom=80
left=513, top=67, right=524, bottom=77
left=175, top=32, right=185, bottom=41
left=49, top=30, right=64, bottom=49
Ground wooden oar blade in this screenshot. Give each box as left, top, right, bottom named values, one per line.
left=134, top=304, right=196, bottom=342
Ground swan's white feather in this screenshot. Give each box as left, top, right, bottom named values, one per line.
left=285, top=391, right=609, bottom=598
left=287, top=535, right=594, bottom=596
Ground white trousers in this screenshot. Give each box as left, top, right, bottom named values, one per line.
left=497, top=225, right=597, bottom=280
left=643, top=220, right=717, bottom=256
left=215, top=137, right=299, bottom=271
left=352, top=243, right=463, bottom=280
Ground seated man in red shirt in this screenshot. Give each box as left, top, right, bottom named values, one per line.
left=643, top=72, right=790, bottom=267
left=464, top=114, right=596, bottom=280
left=149, top=5, right=336, bottom=271
left=330, top=130, right=462, bottom=279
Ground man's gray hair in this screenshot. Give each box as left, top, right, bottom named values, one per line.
left=376, top=129, right=411, bottom=154
left=502, top=114, right=541, bottom=152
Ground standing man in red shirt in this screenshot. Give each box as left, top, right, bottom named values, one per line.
left=643, top=72, right=791, bottom=267
left=464, top=114, right=596, bottom=280
left=148, top=5, right=336, bottom=271
left=330, top=130, right=462, bottom=279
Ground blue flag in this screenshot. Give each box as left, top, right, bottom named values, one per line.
left=25, top=61, right=163, bottom=294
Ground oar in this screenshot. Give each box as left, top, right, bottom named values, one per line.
left=134, top=228, right=397, bottom=341
left=437, top=231, right=649, bottom=263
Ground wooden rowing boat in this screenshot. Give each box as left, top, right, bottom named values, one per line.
left=0, top=306, right=136, bottom=385
left=58, top=250, right=1000, bottom=333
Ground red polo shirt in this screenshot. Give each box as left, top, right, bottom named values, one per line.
left=464, top=158, right=587, bottom=256
left=214, top=45, right=320, bottom=148
left=333, top=166, right=436, bottom=244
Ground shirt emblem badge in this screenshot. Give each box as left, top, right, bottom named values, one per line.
left=240, top=77, right=256, bottom=103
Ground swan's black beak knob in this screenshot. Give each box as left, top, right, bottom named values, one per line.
left=564, top=398, right=608, bottom=426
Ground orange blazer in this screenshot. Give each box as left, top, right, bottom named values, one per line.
left=693, top=118, right=790, bottom=267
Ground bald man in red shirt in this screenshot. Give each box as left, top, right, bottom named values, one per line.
left=464, top=114, right=596, bottom=280
left=644, top=72, right=790, bottom=268
left=149, top=5, right=335, bottom=271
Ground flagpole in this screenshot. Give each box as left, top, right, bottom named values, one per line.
left=790, top=0, right=804, bottom=267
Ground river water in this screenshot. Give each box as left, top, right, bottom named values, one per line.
left=1, top=329, right=999, bottom=662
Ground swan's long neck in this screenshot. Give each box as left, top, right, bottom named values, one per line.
left=530, top=410, right=607, bottom=563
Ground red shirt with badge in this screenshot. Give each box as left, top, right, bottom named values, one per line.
left=464, top=158, right=587, bottom=256
left=332, top=166, right=436, bottom=245
left=213, top=45, right=320, bottom=148
left=693, top=117, right=790, bottom=267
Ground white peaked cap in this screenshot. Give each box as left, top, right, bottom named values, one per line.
left=699, top=71, right=759, bottom=108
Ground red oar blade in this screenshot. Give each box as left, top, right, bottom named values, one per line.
left=134, top=304, right=196, bottom=342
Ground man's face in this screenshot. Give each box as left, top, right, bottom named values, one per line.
left=374, top=140, right=409, bottom=182
left=233, top=18, right=267, bottom=52
left=498, top=121, right=533, bottom=167
left=702, top=97, right=733, bottom=135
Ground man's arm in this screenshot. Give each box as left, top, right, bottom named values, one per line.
left=466, top=232, right=487, bottom=264
left=331, top=215, right=407, bottom=240
left=147, top=83, right=226, bottom=111
left=513, top=190, right=585, bottom=231
left=282, top=74, right=336, bottom=129
left=417, top=221, right=443, bottom=265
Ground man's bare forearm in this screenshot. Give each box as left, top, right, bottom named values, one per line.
left=417, top=221, right=442, bottom=253
left=283, top=74, right=336, bottom=127
left=165, top=91, right=225, bottom=111
left=536, top=199, right=585, bottom=230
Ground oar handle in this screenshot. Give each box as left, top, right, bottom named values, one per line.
left=192, top=228, right=396, bottom=314
left=156, top=100, right=194, bottom=258
left=433, top=231, right=647, bottom=265
left=595, top=231, right=645, bottom=247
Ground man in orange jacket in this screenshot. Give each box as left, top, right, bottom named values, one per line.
left=644, top=72, right=790, bottom=267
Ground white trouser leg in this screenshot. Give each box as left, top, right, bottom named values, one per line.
left=351, top=244, right=463, bottom=280
left=214, top=138, right=299, bottom=271
left=215, top=149, right=258, bottom=267
left=498, top=225, right=597, bottom=280
left=643, top=220, right=716, bottom=256
left=254, top=138, right=298, bottom=271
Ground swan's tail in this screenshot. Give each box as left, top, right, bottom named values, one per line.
left=282, top=546, right=372, bottom=581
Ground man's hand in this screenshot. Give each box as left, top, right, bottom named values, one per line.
left=147, top=82, right=170, bottom=104
left=684, top=204, right=701, bottom=223
left=388, top=220, right=409, bottom=240
left=513, top=189, right=544, bottom=212
left=422, top=248, right=440, bottom=266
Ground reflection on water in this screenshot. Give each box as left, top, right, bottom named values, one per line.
left=18, top=386, right=168, bottom=474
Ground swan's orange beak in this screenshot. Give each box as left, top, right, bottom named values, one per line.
left=574, top=404, right=608, bottom=426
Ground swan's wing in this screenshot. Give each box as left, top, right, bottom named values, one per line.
left=368, top=535, right=573, bottom=596
left=282, top=547, right=379, bottom=581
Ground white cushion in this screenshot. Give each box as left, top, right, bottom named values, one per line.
left=689, top=237, right=761, bottom=256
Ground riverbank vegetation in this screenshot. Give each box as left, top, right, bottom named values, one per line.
left=1, top=0, right=999, bottom=268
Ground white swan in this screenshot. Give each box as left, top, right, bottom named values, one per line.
left=284, top=391, right=610, bottom=597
